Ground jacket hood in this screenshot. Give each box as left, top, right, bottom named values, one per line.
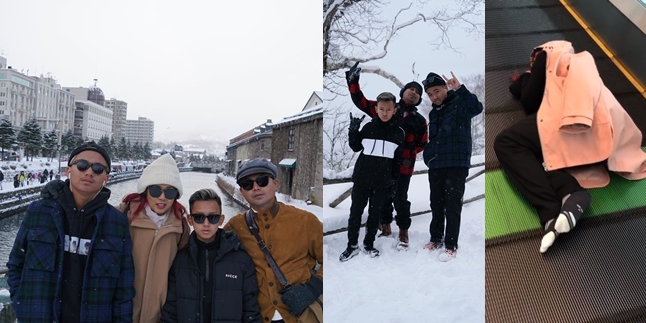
left=58, top=180, right=111, bottom=217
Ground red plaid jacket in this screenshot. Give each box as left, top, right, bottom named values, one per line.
left=349, top=83, right=428, bottom=176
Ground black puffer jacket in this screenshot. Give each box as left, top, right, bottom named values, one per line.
left=350, top=116, right=405, bottom=187
left=160, top=230, right=261, bottom=323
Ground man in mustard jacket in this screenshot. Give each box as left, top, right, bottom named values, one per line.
left=224, top=159, right=323, bottom=323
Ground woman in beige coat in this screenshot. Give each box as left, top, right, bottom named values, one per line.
left=117, top=154, right=190, bottom=323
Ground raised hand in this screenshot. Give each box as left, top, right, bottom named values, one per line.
left=442, top=71, right=462, bottom=90
left=349, top=112, right=366, bottom=133
left=345, top=61, right=362, bottom=84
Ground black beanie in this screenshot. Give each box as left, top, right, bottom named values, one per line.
left=399, top=81, right=423, bottom=106
left=68, top=141, right=111, bottom=170
left=422, top=72, right=446, bottom=90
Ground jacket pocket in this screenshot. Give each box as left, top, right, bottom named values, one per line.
left=90, top=237, right=123, bottom=278
left=25, top=229, right=58, bottom=272
left=213, top=290, right=243, bottom=320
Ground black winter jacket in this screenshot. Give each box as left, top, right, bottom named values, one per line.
left=350, top=116, right=405, bottom=187
left=160, top=230, right=261, bottom=323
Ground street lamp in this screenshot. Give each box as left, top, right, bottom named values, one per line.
left=57, top=145, right=67, bottom=179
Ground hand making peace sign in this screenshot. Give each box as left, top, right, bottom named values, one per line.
left=442, top=71, right=462, bottom=90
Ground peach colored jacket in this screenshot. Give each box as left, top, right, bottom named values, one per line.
left=537, top=43, right=646, bottom=188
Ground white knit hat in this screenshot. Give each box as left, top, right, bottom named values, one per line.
left=137, top=154, right=183, bottom=198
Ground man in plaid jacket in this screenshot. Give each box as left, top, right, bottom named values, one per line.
left=422, top=72, right=483, bottom=261
left=346, top=64, right=428, bottom=250
left=6, top=142, right=135, bottom=323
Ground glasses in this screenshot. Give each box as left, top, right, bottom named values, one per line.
left=238, top=175, right=271, bottom=191
left=190, top=213, right=222, bottom=224
left=422, top=75, right=444, bottom=88
left=71, top=159, right=109, bottom=175
left=147, top=185, right=179, bottom=200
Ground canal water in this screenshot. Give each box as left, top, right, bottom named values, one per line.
left=0, top=172, right=246, bottom=270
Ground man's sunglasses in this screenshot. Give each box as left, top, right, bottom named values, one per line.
left=422, top=75, right=444, bottom=88
left=71, top=159, right=109, bottom=175
left=238, top=175, right=272, bottom=191
left=190, top=213, right=222, bottom=225
left=147, top=185, right=179, bottom=200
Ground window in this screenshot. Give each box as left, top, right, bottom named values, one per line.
left=260, top=140, right=265, bottom=151
left=287, top=128, right=295, bottom=151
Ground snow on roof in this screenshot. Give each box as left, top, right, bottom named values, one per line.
left=270, top=104, right=323, bottom=127
left=279, top=158, right=296, bottom=165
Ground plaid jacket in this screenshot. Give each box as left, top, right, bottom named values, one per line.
left=423, top=85, right=484, bottom=169
left=6, top=199, right=135, bottom=323
left=349, top=83, right=428, bottom=176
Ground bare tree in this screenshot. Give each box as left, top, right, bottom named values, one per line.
left=323, top=0, right=484, bottom=94
left=463, top=73, right=485, bottom=155
left=323, top=104, right=359, bottom=173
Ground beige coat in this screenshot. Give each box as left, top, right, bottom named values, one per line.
left=224, top=202, right=323, bottom=323
left=537, top=41, right=646, bottom=188
left=117, top=199, right=190, bottom=323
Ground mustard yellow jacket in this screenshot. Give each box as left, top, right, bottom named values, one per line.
left=224, top=202, right=323, bottom=323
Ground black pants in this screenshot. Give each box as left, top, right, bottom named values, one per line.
left=380, top=174, right=413, bottom=229
left=347, top=182, right=390, bottom=248
left=493, top=114, right=584, bottom=225
left=428, top=167, right=469, bottom=251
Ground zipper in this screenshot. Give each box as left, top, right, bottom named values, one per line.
left=205, top=249, right=210, bottom=282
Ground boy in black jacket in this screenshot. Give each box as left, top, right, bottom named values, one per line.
left=340, top=92, right=405, bottom=262
left=161, top=189, right=261, bottom=323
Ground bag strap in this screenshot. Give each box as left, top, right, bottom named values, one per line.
left=244, top=210, right=291, bottom=290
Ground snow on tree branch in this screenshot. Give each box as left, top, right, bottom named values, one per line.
left=323, top=0, right=483, bottom=92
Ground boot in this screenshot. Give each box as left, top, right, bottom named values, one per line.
left=396, top=229, right=409, bottom=250
left=378, top=223, right=392, bottom=237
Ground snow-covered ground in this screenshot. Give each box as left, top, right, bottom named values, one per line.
left=323, top=156, right=485, bottom=323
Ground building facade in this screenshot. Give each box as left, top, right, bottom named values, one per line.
left=73, top=100, right=114, bottom=141
left=105, top=98, right=128, bottom=142
left=126, top=116, right=155, bottom=146
left=65, top=85, right=113, bottom=141
left=0, top=56, right=76, bottom=135
left=225, top=120, right=273, bottom=176
left=270, top=102, right=323, bottom=206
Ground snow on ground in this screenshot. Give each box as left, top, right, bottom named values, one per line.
left=323, top=156, right=485, bottom=323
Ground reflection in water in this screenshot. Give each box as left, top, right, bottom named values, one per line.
left=0, top=172, right=246, bottom=270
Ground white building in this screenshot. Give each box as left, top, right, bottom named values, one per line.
left=105, top=98, right=128, bottom=141
left=65, top=85, right=114, bottom=141
left=0, top=55, right=76, bottom=135
left=126, top=116, right=154, bottom=146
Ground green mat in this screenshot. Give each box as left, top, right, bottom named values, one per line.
left=485, top=168, right=646, bottom=240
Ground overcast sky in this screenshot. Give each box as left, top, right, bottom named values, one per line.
left=323, top=0, right=485, bottom=109
left=0, top=0, right=320, bottom=144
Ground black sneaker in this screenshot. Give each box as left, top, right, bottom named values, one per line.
left=363, top=245, right=380, bottom=258
left=339, top=245, right=360, bottom=262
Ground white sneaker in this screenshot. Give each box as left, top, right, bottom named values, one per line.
left=438, top=249, right=457, bottom=262
left=363, top=246, right=380, bottom=258
left=424, top=241, right=443, bottom=251
left=339, top=245, right=360, bottom=262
